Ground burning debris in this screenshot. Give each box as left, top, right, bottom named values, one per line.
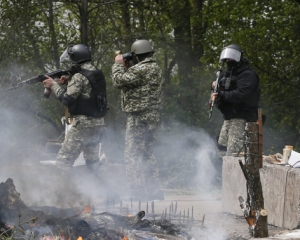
left=0, top=179, right=196, bottom=240
left=34, top=210, right=192, bottom=240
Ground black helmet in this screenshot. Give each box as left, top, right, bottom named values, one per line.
left=60, top=44, right=91, bottom=64
left=219, top=44, right=243, bottom=63
left=131, top=40, right=154, bottom=55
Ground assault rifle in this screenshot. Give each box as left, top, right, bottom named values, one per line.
left=208, top=68, right=222, bottom=120
left=7, top=69, right=72, bottom=98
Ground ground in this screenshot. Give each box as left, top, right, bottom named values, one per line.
left=117, top=193, right=299, bottom=240
left=0, top=162, right=299, bottom=240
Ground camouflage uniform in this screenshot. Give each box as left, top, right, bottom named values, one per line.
left=111, top=56, right=164, bottom=200
left=51, top=62, right=105, bottom=169
left=218, top=119, right=246, bottom=156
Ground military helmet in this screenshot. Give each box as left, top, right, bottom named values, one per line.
left=60, top=44, right=91, bottom=64
left=219, top=44, right=243, bottom=63
left=131, top=39, right=154, bottom=55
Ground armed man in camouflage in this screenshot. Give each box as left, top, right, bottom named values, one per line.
left=211, top=44, right=260, bottom=157
left=43, top=44, right=107, bottom=170
left=112, top=39, right=164, bottom=201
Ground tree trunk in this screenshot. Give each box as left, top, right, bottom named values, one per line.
left=47, top=0, right=60, bottom=68
left=120, top=0, right=133, bottom=48
left=80, top=0, right=88, bottom=45
left=191, top=0, right=207, bottom=65
left=172, top=0, right=193, bottom=86
left=244, top=122, right=268, bottom=237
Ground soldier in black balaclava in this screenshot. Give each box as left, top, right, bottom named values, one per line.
left=211, top=44, right=261, bottom=157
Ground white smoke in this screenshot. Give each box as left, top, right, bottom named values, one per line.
left=0, top=101, right=232, bottom=239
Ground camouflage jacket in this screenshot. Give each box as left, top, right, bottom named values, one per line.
left=111, top=56, right=164, bottom=113
left=51, top=62, right=105, bottom=127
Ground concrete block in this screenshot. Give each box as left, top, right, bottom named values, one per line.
left=260, top=164, right=288, bottom=227
left=222, top=156, right=247, bottom=215
left=282, top=168, right=300, bottom=229
left=222, top=157, right=300, bottom=229
left=260, top=164, right=300, bottom=229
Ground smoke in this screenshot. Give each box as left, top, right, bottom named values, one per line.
left=0, top=110, right=41, bottom=165
left=190, top=227, right=228, bottom=240
left=155, top=121, right=221, bottom=192
left=0, top=98, right=126, bottom=210
left=154, top=122, right=232, bottom=240
left=194, top=131, right=220, bottom=191
left=0, top=111, right=223, bottom=203
left=0, top=80, right=229, bottom=238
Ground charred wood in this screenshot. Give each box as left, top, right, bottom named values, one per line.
left=30, top=211, right=192, bottom=240
left=0, top=218, right=12, bottom=239
left=0, top=178, right=60, bottom=225
left=0, top=178, right=193, bottom=239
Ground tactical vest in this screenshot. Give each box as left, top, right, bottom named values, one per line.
left=68, top=67, right=107, bottom=118
left=219, top=72, right=241, bottom=96
left=217, top=65, right=260, bottom=121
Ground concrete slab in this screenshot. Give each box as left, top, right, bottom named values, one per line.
left=222, top=156, right=247, bottom=215
left=222, top=156, right=300, bottom=229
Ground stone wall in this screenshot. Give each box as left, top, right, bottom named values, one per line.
left=222, top=156, right=300, bottom=230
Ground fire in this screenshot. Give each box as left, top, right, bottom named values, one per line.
left=83, top=205, right=90, bottom=213
left=77, top=237, right=83, bottom=240
left=122, top=237, right=128, bottom=240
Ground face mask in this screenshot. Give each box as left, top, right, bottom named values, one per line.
left=226, top=60, right=239, bottom=69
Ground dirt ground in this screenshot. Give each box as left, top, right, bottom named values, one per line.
left=117, top=194, right=299, bottom=240
left=1, top=162, right=299, bottom=240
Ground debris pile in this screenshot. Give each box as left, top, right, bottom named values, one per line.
left=0, top=178, right=194, bottom=240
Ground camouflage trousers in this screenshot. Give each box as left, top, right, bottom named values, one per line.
left=218, top=118, right=246, bottom=157
left=56, top=116, right=105, bottom=170
left=124, top=110, right=161, bottom=198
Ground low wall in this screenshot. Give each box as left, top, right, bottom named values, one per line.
left=222, top=156, right=300, bottom=229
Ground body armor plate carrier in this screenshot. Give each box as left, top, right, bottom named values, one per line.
left=68, top=66, right=107, bottom=118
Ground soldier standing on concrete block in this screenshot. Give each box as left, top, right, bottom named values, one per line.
left=43, top=44, right=107, bottom=171
left=111, top=39, right=164, bottom=201
left=211, top=44, right=260, bottom=157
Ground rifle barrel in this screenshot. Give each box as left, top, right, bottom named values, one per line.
left=6, top=69, right=66, bottom=91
